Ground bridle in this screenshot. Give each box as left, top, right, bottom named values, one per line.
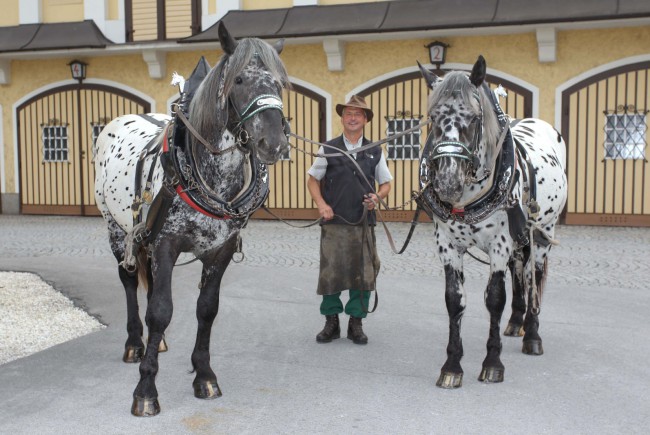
left=228, top=93, right=289, bottom=151
left=428, top=88, right=485, bottom=183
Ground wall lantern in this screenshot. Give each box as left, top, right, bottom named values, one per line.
left=425, top=41, right=449, bottom=68
left=68, top=60, right=87, bottom=83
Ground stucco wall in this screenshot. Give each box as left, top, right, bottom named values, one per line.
left=2, top=25, right=650, bottom=194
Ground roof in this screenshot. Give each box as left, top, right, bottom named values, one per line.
left=0, top=20, right=113, bottom=53
left=180, top=0, right=650, bottom=42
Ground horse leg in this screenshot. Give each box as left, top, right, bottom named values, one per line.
left=131, top=241, right=178, bottom=417
left=119, top=265, right=145, bottom=363
left=107, top=219, right=145, bottom=363
left=504, top=249, right=528, bottom=337
left=436, top=261, right=466, bottom=389
left=522, top=255, right=549, bottom=356
left=191, top=237, right=237, bottom=399
left=144, top=260, right=168, bottom=353
left=478, top=266, right=507, bottom=383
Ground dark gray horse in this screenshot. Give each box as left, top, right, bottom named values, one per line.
left=94, top=23, right=289, bottom=415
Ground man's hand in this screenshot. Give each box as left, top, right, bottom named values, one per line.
left=363, top=193, right=379, bottom=211
left=318, top=203, right=334, bottom=220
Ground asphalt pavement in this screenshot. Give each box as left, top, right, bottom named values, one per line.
left=0, top=215, right=649, bottom=434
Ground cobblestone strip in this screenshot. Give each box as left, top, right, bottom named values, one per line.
left=1, top=216, right=649, bottom=289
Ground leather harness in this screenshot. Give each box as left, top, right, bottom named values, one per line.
left=415, top=83, right=538, bottom=248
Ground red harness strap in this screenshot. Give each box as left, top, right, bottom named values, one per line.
left=163, top=128, right=231, bottom=220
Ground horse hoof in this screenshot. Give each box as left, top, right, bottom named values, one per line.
left=158, top=337, right=168, bottom=353
left=504, top=323, right=524, bottom=337
left=193, top=380, right=222, bottom=399
left=122, top=346, right=144, bottom=363
left=478, top=367, right=504, bottom=383
left=131, top=396, right=160, bottom=417
left=522, top=340, right=544, bottom=355
left=436, top=371, right=463, bottom=389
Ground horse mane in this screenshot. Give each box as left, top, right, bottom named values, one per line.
left=189, top=38, right=290, bottom=144
left=428, top=71, right=501, bottom=158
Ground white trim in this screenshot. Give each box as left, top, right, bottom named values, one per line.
left=142, top=50, right=166, bottom=79
left=0, top=103, right=5, bottom=193
left=84, top=0, right=106, bottom=29
left=555, top=54, right=650, bottom=130
left=347, top=63, right=540, bottom=118
left=0, top=59, right=10, bottom=85
left=215, top=0, right=241, bottom=21
left=288, top=76, right=333, bottom=140
left=536, top=27, right=556, bottom=63
left=294, top=0, right=318, bottom=6
left=11, top=79, right=156, bottom=196
left=323, top=39, right=345, bottom=72
left=19, top=0, right=40, bottom=24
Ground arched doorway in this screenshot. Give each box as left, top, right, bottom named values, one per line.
left=561, top=61, right=650, bottom=226
left=253, top=81, right=328, bottom=220
left=17, top=84, right=151, bottom=215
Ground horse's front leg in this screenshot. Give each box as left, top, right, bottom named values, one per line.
left=131, top=240, right=179, bottom=417
left=436, top=250, right=466, bottom=389
left=192, top=236, right=237, bottom=400
left=478, top=252, right=509, bottom=383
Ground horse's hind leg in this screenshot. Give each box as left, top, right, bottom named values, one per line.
left=107, top=219, right=145, bottom=363
left=504, top=249, right=527, bottom=337
left=119, top=265, right=145, bottom=362
left=522, top=254, right=549, bottom=356
left=191, top=236, right=237, bottom=399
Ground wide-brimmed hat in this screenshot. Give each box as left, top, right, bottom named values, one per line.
left=335, top=95, right=374, bottom=122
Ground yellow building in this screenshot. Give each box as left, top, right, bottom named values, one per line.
left=1, top=0, right=649, bottom=226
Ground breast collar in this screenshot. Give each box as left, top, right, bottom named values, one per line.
left=154, top=55, right=271, bottom=220
left=162, top=117, right=270, bottom=220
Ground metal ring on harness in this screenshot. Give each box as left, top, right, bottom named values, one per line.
left=237, top=128, right=250, bottom=145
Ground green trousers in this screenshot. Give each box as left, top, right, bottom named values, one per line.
left=320, top=290, right=371, bottom=319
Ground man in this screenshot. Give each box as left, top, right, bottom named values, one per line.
left=307, top=95, right=392, bottom=345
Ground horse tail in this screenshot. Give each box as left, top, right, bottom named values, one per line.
left=537, top=256, right=548, bottom=302
left=136, top=247, right=150, bottom=292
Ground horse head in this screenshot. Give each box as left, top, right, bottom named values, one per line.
left=190, top=23, right=290, bottom=165
left=418, top=56, right=497, bottom=205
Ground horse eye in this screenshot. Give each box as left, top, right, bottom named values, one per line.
left=235, top=77, right=243, bottom=85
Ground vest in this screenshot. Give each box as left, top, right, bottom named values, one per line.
left=321, top=135, right=381, bottom=226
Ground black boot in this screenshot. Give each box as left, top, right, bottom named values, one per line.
left=347, top=316, right=368, bottom=345
left=316, top=314, right=340, bottom=343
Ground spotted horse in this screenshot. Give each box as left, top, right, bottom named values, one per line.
left=416, top=56, right=567, bottom=388
left=94, top=23, right=290, bottom=415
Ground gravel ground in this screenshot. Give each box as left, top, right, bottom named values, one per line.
left=0, top=271, right=105, bottom=365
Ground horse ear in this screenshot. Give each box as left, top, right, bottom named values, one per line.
left=218, top=22, right=238, bottom=55
left=469, top=55, right=486, bottom=87
left=417, top=61, right=440, bottom=90
left=272, top=39, right=285, bottom=55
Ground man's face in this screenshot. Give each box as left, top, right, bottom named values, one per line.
left=341, top=107, right=367, bottom=136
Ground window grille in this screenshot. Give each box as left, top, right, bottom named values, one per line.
left=603, top=106, right=648, bottom=160
left=41, top=122, right=69, bottom=162
left=385, top=112, right=422, bottom=160
left=90, top=123, right=106, bottom=146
